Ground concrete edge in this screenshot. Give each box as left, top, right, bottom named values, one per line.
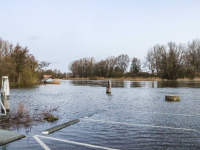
left=42, top=119, right=80, bottom=135
left=0, top=134, right=26, bottom=146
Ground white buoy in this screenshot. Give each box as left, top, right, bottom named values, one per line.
left=1, top=76, right=10, bottom=112
left=106, top=79, right=111, bottom=93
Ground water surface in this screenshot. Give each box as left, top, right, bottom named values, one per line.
left=1, top=80, right=200, bottom=149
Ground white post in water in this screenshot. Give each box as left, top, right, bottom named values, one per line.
left=106, top=79, right=111, bottom=93
left=1, top=76, right=9, bottom=112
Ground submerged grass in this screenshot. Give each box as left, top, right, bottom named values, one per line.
left=42, top=106, right=59, bottom=122
left=44, top=116, right=59, bottom=122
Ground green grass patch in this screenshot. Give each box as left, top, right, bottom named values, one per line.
left=44, top=116, right=59, bottom=122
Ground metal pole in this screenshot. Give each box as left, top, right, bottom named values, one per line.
left=0, top=100, right=6, bottom=115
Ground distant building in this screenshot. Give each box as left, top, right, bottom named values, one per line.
left=42, top=75, right=53, bottom=83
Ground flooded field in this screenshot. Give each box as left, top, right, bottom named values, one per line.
left=1, top=80, right=200, bottom=149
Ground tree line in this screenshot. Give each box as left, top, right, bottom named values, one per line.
left=69, top=39, right=200, bottom=80
left=0, top=38, right=49, bottom=86
left=1, top=37, right=200, bottom=83
left=146, top=39, right=200, bottom=80
left=68, top=54, right=142, bottom=78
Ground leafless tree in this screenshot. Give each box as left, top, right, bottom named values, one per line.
left=105, top=56, right=116, bottom=77
left=145, top=42, right=186, bottom=80
left=186, top=39, right=200, bottom=72
left=130, top=57, right=141, bottom=74
left=115, top=54, right=130, bottom=74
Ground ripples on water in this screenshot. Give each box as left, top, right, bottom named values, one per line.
left=1, top=80, right=200, bottom=149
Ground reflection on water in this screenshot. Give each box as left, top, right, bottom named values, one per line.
left=71, top=80, right=125, bottom=87
left=72, top=80, right=200, bottom=88
left=130, top=82, right=142, bottom=87
left=157, top=81, right=200, bottom=88
left=1, top=80, right=200, bottom=149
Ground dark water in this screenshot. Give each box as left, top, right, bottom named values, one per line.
left=1, top=80, right=200, bottom=149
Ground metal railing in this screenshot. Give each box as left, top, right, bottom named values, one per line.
left=0, top=99, right=6, bottom=116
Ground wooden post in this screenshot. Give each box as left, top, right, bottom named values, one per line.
left=106, top=79, right=111, bottom=93
left=1, top=76, right=10, bottom=112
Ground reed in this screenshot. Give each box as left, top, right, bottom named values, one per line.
left=66, top=77, right=163, bottom=81
left=111, top=77, right=163, bottom=81
left=17, top=102, right=26, bottom=117
left=52, top=79, right=61, bottom=84
left=177, top=78, right=200, bottom=81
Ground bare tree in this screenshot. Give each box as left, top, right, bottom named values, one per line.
left=130, top=57, right=141, bottom=74
left=95, top=60, right=107, bottom=77
left=68, top=57, right=96, bottom=78
left=105, top=56, right=116, bottom=77
left=115, top=54, right=130, bottom=74
left=68, top=60, right=79, bottom=78
left=186, top=39, right=200, bottom=73
left=166, top=42, right=186, bottom=79
left=145, top=42, right=186, bottom=80
left=145, top=49, right=156, bottom=74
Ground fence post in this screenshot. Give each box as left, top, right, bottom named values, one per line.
left=1, top=76, right=10, bottom=112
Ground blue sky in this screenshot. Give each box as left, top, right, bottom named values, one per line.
left=0, top=0, right=200, bottom=72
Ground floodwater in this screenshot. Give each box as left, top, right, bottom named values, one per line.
left=1, top=80, right=200, bottom=149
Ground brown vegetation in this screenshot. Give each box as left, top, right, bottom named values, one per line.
left=52, top=79, right=61, bottom=84
left=65, top=77, right=200, bottom=81
left=65, top=77, right=162, bottom=81
left=0, top=102, right=59, bottom=129
left=177, top=78, right=200, bottom=81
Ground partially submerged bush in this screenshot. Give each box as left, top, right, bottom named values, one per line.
left=0, top=102, right=59, bottom=129
left=42, top=106, right=59, bottom=122
left=0, top=102, right=37, bottom=128
left=44, top=116, right=59, bottom=122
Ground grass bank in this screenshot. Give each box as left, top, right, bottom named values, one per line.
left=64, top=77, right=162, bottom=81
